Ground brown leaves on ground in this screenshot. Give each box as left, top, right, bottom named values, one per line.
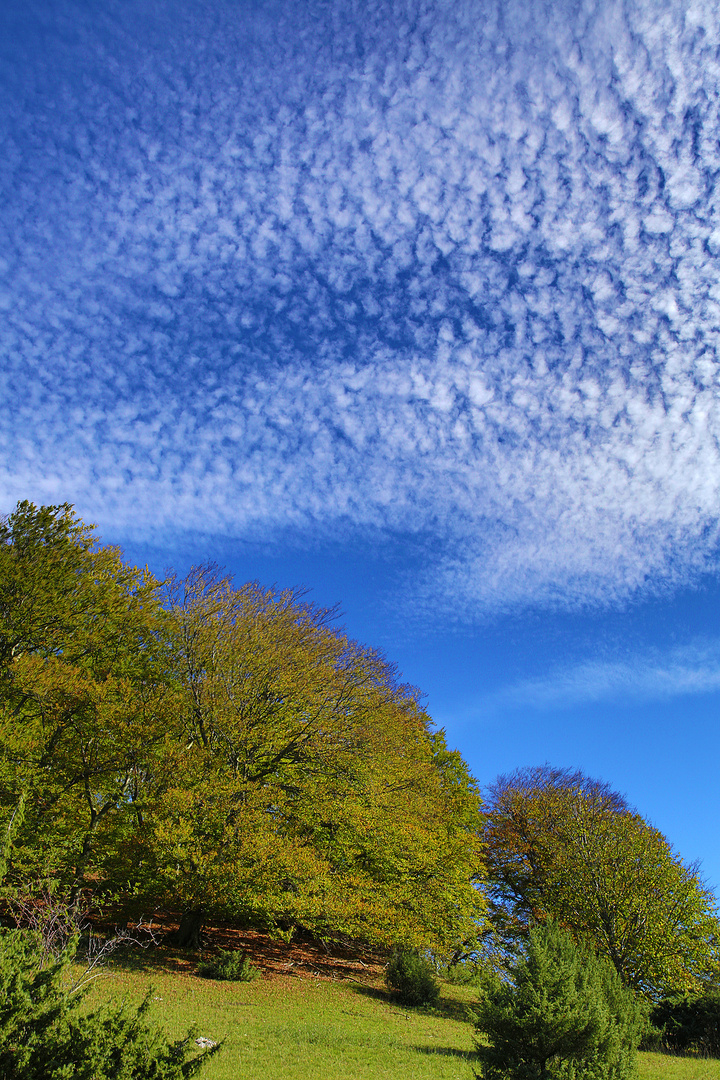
left=101, top=912, right=387, bottom=985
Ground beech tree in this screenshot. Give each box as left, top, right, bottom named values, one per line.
left=146, top=565, right=484, bottom=950
left=0, top=501, right=172, bottom=903
left=483, top=766, right=720, bottom=998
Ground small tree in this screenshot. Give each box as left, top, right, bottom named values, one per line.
left=197, top=948, right=260, bottom=982
left=385, top=947, right=440, bottom=1006
left=0, top=929, right=220, bottom=1079
left=475, top=921, right=645, bottom=1080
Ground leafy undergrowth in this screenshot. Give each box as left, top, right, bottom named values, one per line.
left=77, top=927, right=720, bottom=1080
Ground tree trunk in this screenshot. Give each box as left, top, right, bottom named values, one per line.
left=166, top=908, right=205, bottom=950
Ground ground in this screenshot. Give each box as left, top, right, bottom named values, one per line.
left=99, top=910, right=389, bottom=984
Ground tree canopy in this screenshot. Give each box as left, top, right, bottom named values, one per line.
left=145, top=565, right=484, bottom=949
left=482, top=766, right=720, bottom=999
left=0, top=502, right=483, bottom=953
left=4, top=500, right=717, bottom=978
left=0, top=501, right=170, bottom=903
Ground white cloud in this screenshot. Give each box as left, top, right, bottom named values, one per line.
left=1, top=0, right=720, bottom=616
left=482, top=638, right=720, bottom=714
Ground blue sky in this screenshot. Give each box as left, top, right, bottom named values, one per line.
left=2, top=0, right=720, bottom=892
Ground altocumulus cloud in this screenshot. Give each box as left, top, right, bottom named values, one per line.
left=1, top=0, right=720, bottom=615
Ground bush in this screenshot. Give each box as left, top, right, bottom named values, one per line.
left=0, top=929, right=220, bottom=1079
left=197, top=948, right=260, bottom=981
left=385, top=948, right=440, bottom=1006
left=474, top=921, right=645, bottom=1080
left=647, top=990, right=720, bottom=1056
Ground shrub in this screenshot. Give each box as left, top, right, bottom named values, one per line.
left=197, top=948, right=260, bottom=981
left=0, top=929, right=220, bottom=1079
left=474, top=921, right=645, bottom=1080
left=385, top=948, right=440, bottom=1006
left=647, top=990, right=720, bottom=1056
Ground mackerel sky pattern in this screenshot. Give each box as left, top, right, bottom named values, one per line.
left=2, top=0, right=720, bottom=616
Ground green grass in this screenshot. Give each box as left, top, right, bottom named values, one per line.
left=83, top=957, right=478, bottom=1079
left=639, top=1053, right=720, bottom=1080
left=81, top=957, right=720, bottom=1080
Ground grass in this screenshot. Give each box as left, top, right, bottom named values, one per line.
left=83, top=953, right=478, bottom=1080
left=80, top=952, right=720, bottom=1080
left=639, top=1054, right=720, bottom=1080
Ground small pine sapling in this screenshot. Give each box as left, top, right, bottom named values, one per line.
left=474, top=921, right=645, bottom=1080
left=0, top=929, right=221, bottom=1079
left=197, top=948, right=260, bottom=981
left=385, top=947, right=440, bottom=1006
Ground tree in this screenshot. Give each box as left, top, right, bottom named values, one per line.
left=146, top=565, right=484, bottom=951
left=647, top=987, right=720, bottom=1057
left=385, top=947, right=440, bottom=1006
left=0, top=501, right=173, bottom=905
left=0, top=500, right=99, bottom=666
left=475, top=920, right=645, bottom=1080
left=482, top=766, right=720, bottom=999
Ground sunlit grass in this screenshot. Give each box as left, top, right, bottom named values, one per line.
left=638, top=1053, right=720, bottom=1080
left=81, top=957, right=720, bottom=1080
left=83, top=958, right=478, bottom=1080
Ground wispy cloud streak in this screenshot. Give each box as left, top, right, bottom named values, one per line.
left=483, top=638, right=720, bottom=714
left=1, top=0, right=720, bottom=614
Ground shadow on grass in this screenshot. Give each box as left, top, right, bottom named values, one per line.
left=101, top=944, right=199, bottom=976
left=349, top=982, right=477, bottom=1024
left=412, top=1044, right=479, bottom=1061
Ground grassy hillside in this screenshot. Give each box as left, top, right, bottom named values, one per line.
left=81, top=942, right=720, bottom=1080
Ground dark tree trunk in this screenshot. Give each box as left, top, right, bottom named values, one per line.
left=166, top=908, right=205, bottom=950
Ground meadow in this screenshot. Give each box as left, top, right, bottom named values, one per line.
left=82, top=947, right=720, bottom=1080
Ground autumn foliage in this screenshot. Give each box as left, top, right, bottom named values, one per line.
left=482, top=766, right=720, bottom=999
left=0, top=501, right=483, bottom=953
left=2, top=499, right=718, bottom=1003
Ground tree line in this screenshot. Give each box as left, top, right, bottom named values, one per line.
left=1, top=501, right=718, bottom=1003
left=0, top=500, right=482, bottom=953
